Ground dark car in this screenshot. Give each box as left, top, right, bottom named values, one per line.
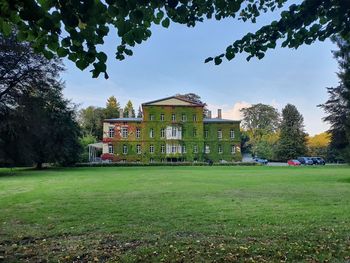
left=253, top=157, right=268, bottom=165
left=311, top=157, right=326, bottom=165
left=297, top=157, right=313, bottom=165
left=287, top=159, right=301, bottom=166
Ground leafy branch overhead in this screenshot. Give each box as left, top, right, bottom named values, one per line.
left=1, top=0, right=349, bottom=78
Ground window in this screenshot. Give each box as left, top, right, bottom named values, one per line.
left=172, top=113, right=176, bottom=121
left=161, top=144, right=165, bottom=154
left=150, top=114, right=155, bottom=121
left=218, top=129, right=222, bottom=139
left=150, top=128, right=154, bottom=138
left=231, top=145, right=236, bottom=154
left=160, top=113, right=164, bottom=121
left=136, top=128, right=141, bottom=138
left=172, top=145, right=177, bottom=153
left=230, top=129, right=235, bottom=139
left=193, top=128, right=197, bottom=137
left=108, top=127, right=114, bottom=138
left=161, top=128, right=165, bottom=138
left=150, top=144, right=154, bottom=153
left=161, top=158, right=165, bottom=163
left=182, top=145, right=186, bottom=153
left=172, top=127, right=177, bottom=137
left=150, top=158, right=154, bottom=163
left=123, top=144, right=128, bottom=154
left=121, top=127, right=128, bottom=138
left=193, top=114, right=197, bottom=121
left=137, top=144, right=141, bottom=154
left=205, top=130, right=208, bottom=138
left=218, top=145, right=223, bottom=154
left=194, top=145, right=198, bottom=153
left=205, top=145, right=210, bottom=154
left=181, top=114, right=187, bottom=122
left=108, top=144, right=114, bottom=154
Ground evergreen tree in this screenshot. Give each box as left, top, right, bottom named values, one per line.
left=137, top=106, right=142, bottom=118
left=319, top=36, right=350, bottom=162
left=104, top=96, right=120, bottom=119
left=277, top=104, right=307, bottom=161
left=123, top=100, right=135, bottom=118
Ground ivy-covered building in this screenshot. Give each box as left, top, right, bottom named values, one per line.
left=101, top=96, right=241, bottom=163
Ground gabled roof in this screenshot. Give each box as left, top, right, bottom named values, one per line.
left=142, top=96, right=205, bottom=107
left=203, top=118, right=241, bottom=123
left=105, top=118, right=142, bottom=122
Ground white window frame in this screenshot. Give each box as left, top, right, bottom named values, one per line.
left=150, top=114, right=155, bottom=121
left=194, top=145, right=198, bottom=153
left=171, top=113, right=176, bottom=121
left=160, top=113, right=164, bottom=121
left=108, top=144, right=114, bottom=154
left=231, top=145, right=236, bottom=154
left=172, top=127, right=177, bottom=137
left=182, top=145, right=186, bottom=153
left=218, top=129, right=222, bottom=139
left=205, top=130, right=208, bottom=138
left=122, top=144, right=128, bottom=155
left=136, top=128, right=141, bottom=138
left=172, top=145, right=177, bottom=153
left=121, top=127, right=128, bottom=138
left=108, top=127, right=114, bottom=138
left=161, top=128, right=165, bottom=138
left=150, top=158, right=154, bottom=163
left=181, top=114, right=187, bottom=122
left=193, top=114, right=197, bottom=121
left=230, top=129, right=235, bottom=139
left=218, top=145, right=223, bottom=154
left=205, top=145, right=210, bottom=154
left=161, top=144, right=165, bottom=154
left=137, top=144, right=141, bottom=154
left=150, top=128, right=154, bottom=138
left=150, top=145, right=154, bottom=154
left=193, top=128, right=197, bottom=137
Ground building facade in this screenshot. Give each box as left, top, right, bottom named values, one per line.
left=101, top=96, right=241, bottom=163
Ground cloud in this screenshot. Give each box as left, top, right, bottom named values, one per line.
left=222, top=101, right=252, bottom=120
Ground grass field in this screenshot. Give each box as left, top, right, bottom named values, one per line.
left=0, top=166, right=350, bottom=262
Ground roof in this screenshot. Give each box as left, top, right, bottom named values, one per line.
left=142, top=96, right=205, bottom=106
left=87, top=142, right=103, bottom=148
left=203, top=118, right=241, bottom=123
left=105, top=118, right=142, bottom=122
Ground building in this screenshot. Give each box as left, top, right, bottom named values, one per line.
left=101, top=96, right=241, bottom=163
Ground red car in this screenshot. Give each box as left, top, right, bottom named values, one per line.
left=287, top=159, right=301, bottom=166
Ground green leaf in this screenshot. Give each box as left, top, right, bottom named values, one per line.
left=76, top=59, right=89, bottom=70
left=204, top=57, right=213, bottom=63
left=161, top=18, right=170, bottom=28
left=57, top=47, right=69, bottom=57
left=96, top=52, right=107, bottom=62
left=214, top=57, right=222, bottom=65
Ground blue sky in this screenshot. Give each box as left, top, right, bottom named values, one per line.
left=62, top=14, right=338, bottom=136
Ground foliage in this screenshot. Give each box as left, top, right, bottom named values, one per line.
left=78, top=106, right=105, bottom=140
left=319, top=36, right=350, bottom=163
left=277, top=104, right=307, bottom=161
left=254, top=132, right=279, bottom=160
left=0, top=33, right=81, bottom=168
left=2, top=1, right=348, bottom=77
left=307, top=132, right=330, bottom=158
left=104, top=96, right=120, bottom=119
left=79, top=134, right=98, bottom=162
left=123, top=100, right=136, bottom=118
left=1, top=166, right=350, bottom=262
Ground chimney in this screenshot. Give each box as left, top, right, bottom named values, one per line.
left=207, top=110, right=212, bottom=119
left=217, top=109, right=222, bottom=119
left=119, top=109, right=123, bottom=118
left=128, top=109, right=132, bottom=118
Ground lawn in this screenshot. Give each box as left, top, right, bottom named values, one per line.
left=0, top=166, right=349, bottom=262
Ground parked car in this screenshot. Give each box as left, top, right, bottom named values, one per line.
left=253, top=157, right=268, bottom=165
left=297, top=157, right=314, bottom=165
left=287, top=159, right=301, bottom=166
left=311, top=157, right=326, bottom=165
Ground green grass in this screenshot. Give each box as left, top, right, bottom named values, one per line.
left=0, top=166, right=350, bottom=262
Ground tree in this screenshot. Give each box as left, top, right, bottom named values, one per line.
left=307, top=132, right=330, bottom=158
left=319, top=37, right=350, bottom=162
left=277, top=104, right=307, bottom=161
left=241, top=104, right=280, bottom=140
left=104, top=95, right=120, bottom=119
left=78, top=106, right=105, bottom=140
left=137, top=106, right=143, bottom=118
left=1, top=1, right=348, bottom=77
left=123, top=100, right=135, bottom=118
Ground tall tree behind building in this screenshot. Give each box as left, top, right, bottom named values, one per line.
left=277, top=104, right=307, bottom=161
left=123, top=100, right=135, bottom=118
left=319, top=36, right=350, bottom=162
left=104, top=96, right=120, bottom=119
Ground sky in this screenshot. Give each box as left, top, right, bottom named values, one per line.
left=62, top=11, right=339, bottom=136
